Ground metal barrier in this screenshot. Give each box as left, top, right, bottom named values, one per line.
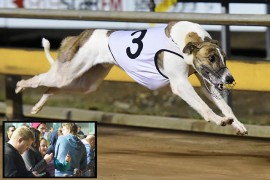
left=1, top=8, right=270, bottom=25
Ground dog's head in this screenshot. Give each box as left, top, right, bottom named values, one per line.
left=183, top=36, right=235, bottom=91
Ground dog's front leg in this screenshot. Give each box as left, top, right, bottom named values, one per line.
left=194, top=73, right=248, bottom=135
left=162, top=53, right=232, bottom=126
left=201, top=85, right=248, bottom=135
left=170, top=78, right=233, bottom=126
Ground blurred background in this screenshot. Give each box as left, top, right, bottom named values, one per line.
left=0, top=0, right=268, bottom=58
left=0, top=0, right=269, bottom=128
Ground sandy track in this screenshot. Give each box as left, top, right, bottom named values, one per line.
left=1, top=124, right=269, bottom=179
left=97, top=124, right=270, bottom=180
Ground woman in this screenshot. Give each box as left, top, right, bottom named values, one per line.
left=54, top=123, right=87, bottom=177
left=39, top=138, right=48, bottom=156
left=22, top=127, right=52, bottom=177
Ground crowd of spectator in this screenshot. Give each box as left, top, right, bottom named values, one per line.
left=4, top=122, right=96, bottom=177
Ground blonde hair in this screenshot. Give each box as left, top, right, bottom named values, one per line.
left=11, top=126, right=34, bottom=141
left=86, top=134, right=95, bottom=142
left=86, top=134, right=95, bottom=147
left=62, top=123, right=78, bottom=135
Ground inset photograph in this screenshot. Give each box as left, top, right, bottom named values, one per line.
left=3, top=121, right=96, bottom=178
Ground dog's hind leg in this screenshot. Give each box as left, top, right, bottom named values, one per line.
left=62, top=63, right=113, bottom=95
left=15, top=72, right=51, bottom=94
left=31, top=88, right=56, bottom=114
left=17, top=30, right=115, bottom=94
left=16, top=38, right=57, bottom=94
left=16, top=58, right=87, bottom=93
left=15, top=63, right=67, bottom=93
left=30, top=64, right=113, bottom=114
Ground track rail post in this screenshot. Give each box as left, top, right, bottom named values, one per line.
left=221, top=2, right=233, bottom=107
left=267, top=4, right=270, bottom=59
left=5, top=75, right=23, bottom=120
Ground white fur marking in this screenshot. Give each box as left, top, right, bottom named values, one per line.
left=216, top=48, right=225, bottom=65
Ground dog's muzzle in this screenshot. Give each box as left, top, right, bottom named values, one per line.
left=200, top=66, right=236, bottom=98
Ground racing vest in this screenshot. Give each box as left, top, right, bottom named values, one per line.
left=108, top=26, right=183, bottom=90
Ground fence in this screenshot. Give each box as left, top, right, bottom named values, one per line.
left=0, top=8, right=270, bottom=122
left=1, top=8, right=270, bottom=25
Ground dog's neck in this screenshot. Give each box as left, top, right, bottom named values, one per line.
left=169, top=21, right=211, bottom=65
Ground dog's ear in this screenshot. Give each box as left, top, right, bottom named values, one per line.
left=182, top=42, right=199, bottom=54
left=204, top=37, right=219, bottom=46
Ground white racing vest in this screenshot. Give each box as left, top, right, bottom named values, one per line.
left=108, top=26, right=183, bottom=90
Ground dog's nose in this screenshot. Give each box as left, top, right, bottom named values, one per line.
left=225, top=75, right=235, bottom=84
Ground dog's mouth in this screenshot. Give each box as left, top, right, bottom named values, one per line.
left=204, top=70, right=224, bottom=90
left=199, top=66, right=235, bottom=98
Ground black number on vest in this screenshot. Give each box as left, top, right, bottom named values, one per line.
left=126, top=30, right=147, bottom=59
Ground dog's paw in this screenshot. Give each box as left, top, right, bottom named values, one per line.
left=232, top=121, right=248, bottom=136
left=15, top=80, right=24, bottom=94
left=220, top=117, right=234, bottom=126
left=31, top=105, right=42, bottom=114
left=214, top=117, right=233, bottom=126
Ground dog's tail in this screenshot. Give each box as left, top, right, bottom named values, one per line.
left=42, top=38, right=55, bottom=65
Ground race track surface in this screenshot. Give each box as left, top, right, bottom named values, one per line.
left=1, top=124, right=269, bottom=179
left=97, top=124, right=270, bottom=180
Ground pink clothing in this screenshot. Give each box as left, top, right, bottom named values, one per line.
left=31, top=122, right=42, bottom=129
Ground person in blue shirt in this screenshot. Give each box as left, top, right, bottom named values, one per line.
left=54, top=123, right=87, bottom=177
left=81, top=134, right=96, bottom=177
left=46, top=129, right=71, bottom=177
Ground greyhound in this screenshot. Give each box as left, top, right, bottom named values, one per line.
left=16, top=21, right=247, bottom=135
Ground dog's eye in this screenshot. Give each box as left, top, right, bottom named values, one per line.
left=209, top=55, right=216, bottom=63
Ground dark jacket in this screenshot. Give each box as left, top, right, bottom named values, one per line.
left=47, top=130, right=58, bottom=154
left=4, top=142, right=34, bottom=177
left=46, top=130, right=58, bottom=177
left=5, top=134, right=9, bottom=142
left=22, top=146, right=48, bottom=175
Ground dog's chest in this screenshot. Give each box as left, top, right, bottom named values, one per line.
left=108, top=26, right=182, bottom=90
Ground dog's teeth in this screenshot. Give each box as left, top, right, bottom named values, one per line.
left=217, top=84, right=223, bottom=90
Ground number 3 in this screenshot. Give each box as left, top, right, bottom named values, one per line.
left=126, top=30, right=147, bottom=59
